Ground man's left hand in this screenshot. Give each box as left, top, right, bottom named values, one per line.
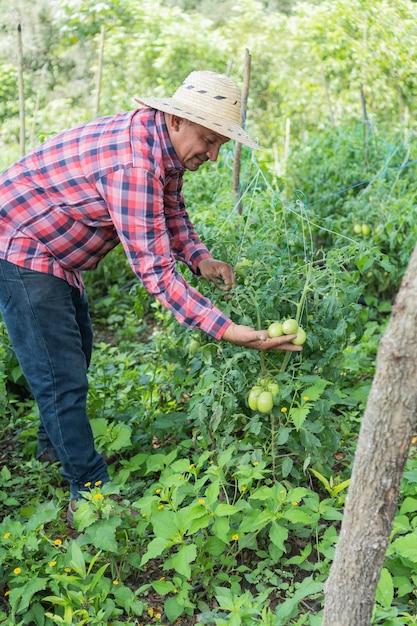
left=198, top=258, right=236, bottom=292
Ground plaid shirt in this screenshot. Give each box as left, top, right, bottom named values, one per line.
left=0, top=109, right=232, bottom=339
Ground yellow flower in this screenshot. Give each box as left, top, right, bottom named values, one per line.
left=291, top=501, right=299, bottom=506
left=5, top=589, right=10, bottom=596
left=158, top=504, right=164, bottom=510
left=159, top=576, right=165, bottom=581
left=198, top=498, right=205, bottom=505
left=148, top=608, right=154, bottom=617
left=232, top=534, right=239, bottom=541
left=84, top=481, right=91, bottom=487
left=94, top=493, right=103, bottom=500
left=3, top=532, right=10, bottom=539
left=13, top=567, right=21, bottom=575
left=155, top=488, right=161, bottom=494
left=303, top=396, right=309, bottom=401
left=253, top=461, right=259, bottom=466
left=49, top=561, right=57, bottom=567
left=54, top=539, right=62, bottom=546
left=412, top=436, right=417, bottom=445
left=94, top=480, right=102, bottom=486
left=240, top=486, right=246, bottom=492
left=64, top=568, right=71, bottom=573
left=189, top=463, right=195, bottom=469
left=281, top=407, right=287, bottom=413
left=156, top=613, right=162, bottom=619
left=112, top=580, right=119, bottom=585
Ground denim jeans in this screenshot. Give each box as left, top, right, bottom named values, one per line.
left=0, top=259, right=109, bottom=499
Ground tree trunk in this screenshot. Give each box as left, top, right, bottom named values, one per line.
left=322, top=242, right=417, bottom=625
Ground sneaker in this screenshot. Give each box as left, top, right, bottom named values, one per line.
left=66, top=500, right=77, bottom=528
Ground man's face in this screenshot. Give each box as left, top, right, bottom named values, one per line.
left=166, top=115, right=230, bottom=171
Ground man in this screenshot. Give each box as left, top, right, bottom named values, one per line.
left=0, top=70, right=301, bottom=525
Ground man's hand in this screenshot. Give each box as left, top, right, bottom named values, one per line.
left=222, top=323, right=303, bottom=352
left=198, top=258, right=236, bottom=292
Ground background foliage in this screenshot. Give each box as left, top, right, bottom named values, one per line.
left=1, top=0, right=417, bottom=624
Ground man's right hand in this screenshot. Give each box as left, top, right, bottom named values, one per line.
left=221, top=323, right=303, bottom=352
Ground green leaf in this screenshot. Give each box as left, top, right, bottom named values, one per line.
left=0, top=466, right=11, bottom=481
left=302, top=379, right=329, bottom=401
left=269, top=521, right=288, bottom=551
left=249, top=485, right=274, bottom=501
left=13, top=578, right=48, bottom=614
left=73, top=501, right=99, bottom=531
left=290, top=404, right=312, bottom=431
left=392, top=533, right=417, bottom=563
left=70, top=541, right=86, bottom=578
left=204, top=536, right=227, bottom=556
left=26, top=501, right=60, bottom=531
left=275, top=576, right=323, bottom=620
left=212, top=517, right=231, bottom=543
left=110, top=423, right=132, bottom=451
left=90, top=563, right=110, bottom=590
left=152, top=579, right=176, bottom=595
left=239, top=510, right=274, bottom=533
left=164, top=595, right=184, bottom=622
left=214, top=503, right=239, bottom=517
left=375, top=568, right=394, bottom=608
left=151, top=509, right=179, bottom=540
left=284, top=507, right=315, bottom=525
left=84, top=517, right=121, bottom=553
left=399, top=496, right=417, bottom=515
left=282, top=456, right=293, bottom=477
left=170, top=543, right=197, bottom=578
left=140, top=536, right=171, bottom=566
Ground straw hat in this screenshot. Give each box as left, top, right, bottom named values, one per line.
left=135, top=70, right=260, bottom=150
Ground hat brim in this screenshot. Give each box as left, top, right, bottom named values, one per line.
left=135, top=97, right=261, bottom=150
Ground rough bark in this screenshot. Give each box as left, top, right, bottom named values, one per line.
left=322, top=242, right=417, bottom=626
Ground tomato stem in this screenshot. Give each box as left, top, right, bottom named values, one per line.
left=279, top=261, right=313, bottom=374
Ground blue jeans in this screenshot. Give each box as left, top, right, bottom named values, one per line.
left=0, top=259, right=109, bottom=499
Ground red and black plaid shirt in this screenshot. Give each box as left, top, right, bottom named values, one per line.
left=0, top=108, right=231, bottom=339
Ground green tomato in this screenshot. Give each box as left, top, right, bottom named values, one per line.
left=248, top=386, right=263, bottom=411
left=257, top=391, right=274, bottom=414
left=267, top=381, right=280, bottom=397
left=361, top=224, right=371, bottom=236
left=282, top=319, right=299, bottom=335
left=291, top=327, right=307, bottom=346
left=188, top=338, right=200, bottom=356
left=268, top=321, right=283, bottom=338
left=353, top=224, right=362, bottom=234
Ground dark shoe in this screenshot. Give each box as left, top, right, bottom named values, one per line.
left=37, top=449, right=59, bottom=464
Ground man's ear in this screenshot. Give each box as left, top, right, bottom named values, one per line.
left=165, top=113, right=185, bottom=132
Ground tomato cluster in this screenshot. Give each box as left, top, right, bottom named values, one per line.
left=247, top=378, right=280, bottom=414
left=267, top=318, right=307, bottom=346
left=353, top=223, right=371, bottom=236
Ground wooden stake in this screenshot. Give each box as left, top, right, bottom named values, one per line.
left=233, top=49, right=251, bottom=215
left=94, top=26, right=105, bottom=117
left=17, top=23, right=25, bottom=158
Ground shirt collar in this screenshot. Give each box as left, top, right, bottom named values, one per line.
left=154, top=110, right=184, bottom=173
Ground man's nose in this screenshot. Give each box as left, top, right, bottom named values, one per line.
left=206, top=145, right=221, bottom=161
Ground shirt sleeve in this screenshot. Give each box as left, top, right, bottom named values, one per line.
left=97, top=166, right=232, bottom=339
left=158, top=166, right=212, bottom=273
